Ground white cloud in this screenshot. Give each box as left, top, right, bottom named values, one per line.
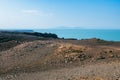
left=22, top=10, right=39, bottom=14
left=22, top=9, right=53, bottom=17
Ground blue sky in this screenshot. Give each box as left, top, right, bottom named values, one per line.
left=0, top=0, right=120, bottom=29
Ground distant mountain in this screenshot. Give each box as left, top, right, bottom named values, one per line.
left=51, top=26, right=85, bottom=29
left=0, top=29, right=34, bottom=32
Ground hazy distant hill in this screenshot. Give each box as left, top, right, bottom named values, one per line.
left=0, top=31, right=58, bottom=42
left=0, top=30, right=34, bottom=32
left=0, top=31, right=58, bottom=51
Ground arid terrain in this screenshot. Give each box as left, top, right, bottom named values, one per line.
left=0, top=31, right=120, bottom=80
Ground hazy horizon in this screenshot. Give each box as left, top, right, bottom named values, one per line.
left=1, top=26, right=120, bottom=30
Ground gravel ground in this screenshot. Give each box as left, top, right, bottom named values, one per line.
left=0, top=62, right=120, bottom=80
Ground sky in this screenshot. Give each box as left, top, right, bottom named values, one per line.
left=0, top=0, right=120, bottom=29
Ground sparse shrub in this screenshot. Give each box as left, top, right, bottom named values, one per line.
left=77, top=53, right=87, bottom=61
left=72, top=50, right=83, bottom=53
left=64, top=57, right=73, bottom=63
left=109, top=50, right=113, bottom=53
left=97, top=55, right=105, bottom=60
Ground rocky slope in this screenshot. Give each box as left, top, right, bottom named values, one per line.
left=0, top=38, right=120, bottom=80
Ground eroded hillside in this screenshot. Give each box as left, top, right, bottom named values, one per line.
left=0, top=39, right=120, bottom=80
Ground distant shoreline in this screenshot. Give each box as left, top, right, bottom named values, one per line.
left=0, top=29, right=120, bottom=41
left=34, top=29, right=120, bottom=41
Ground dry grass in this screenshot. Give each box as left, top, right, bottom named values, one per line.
left=0, top=40, right=120, bottom=80
left=1, top=62, right=120, bottom=80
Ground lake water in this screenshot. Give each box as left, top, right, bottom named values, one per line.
left=34, top=29, right=120, bottom=41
